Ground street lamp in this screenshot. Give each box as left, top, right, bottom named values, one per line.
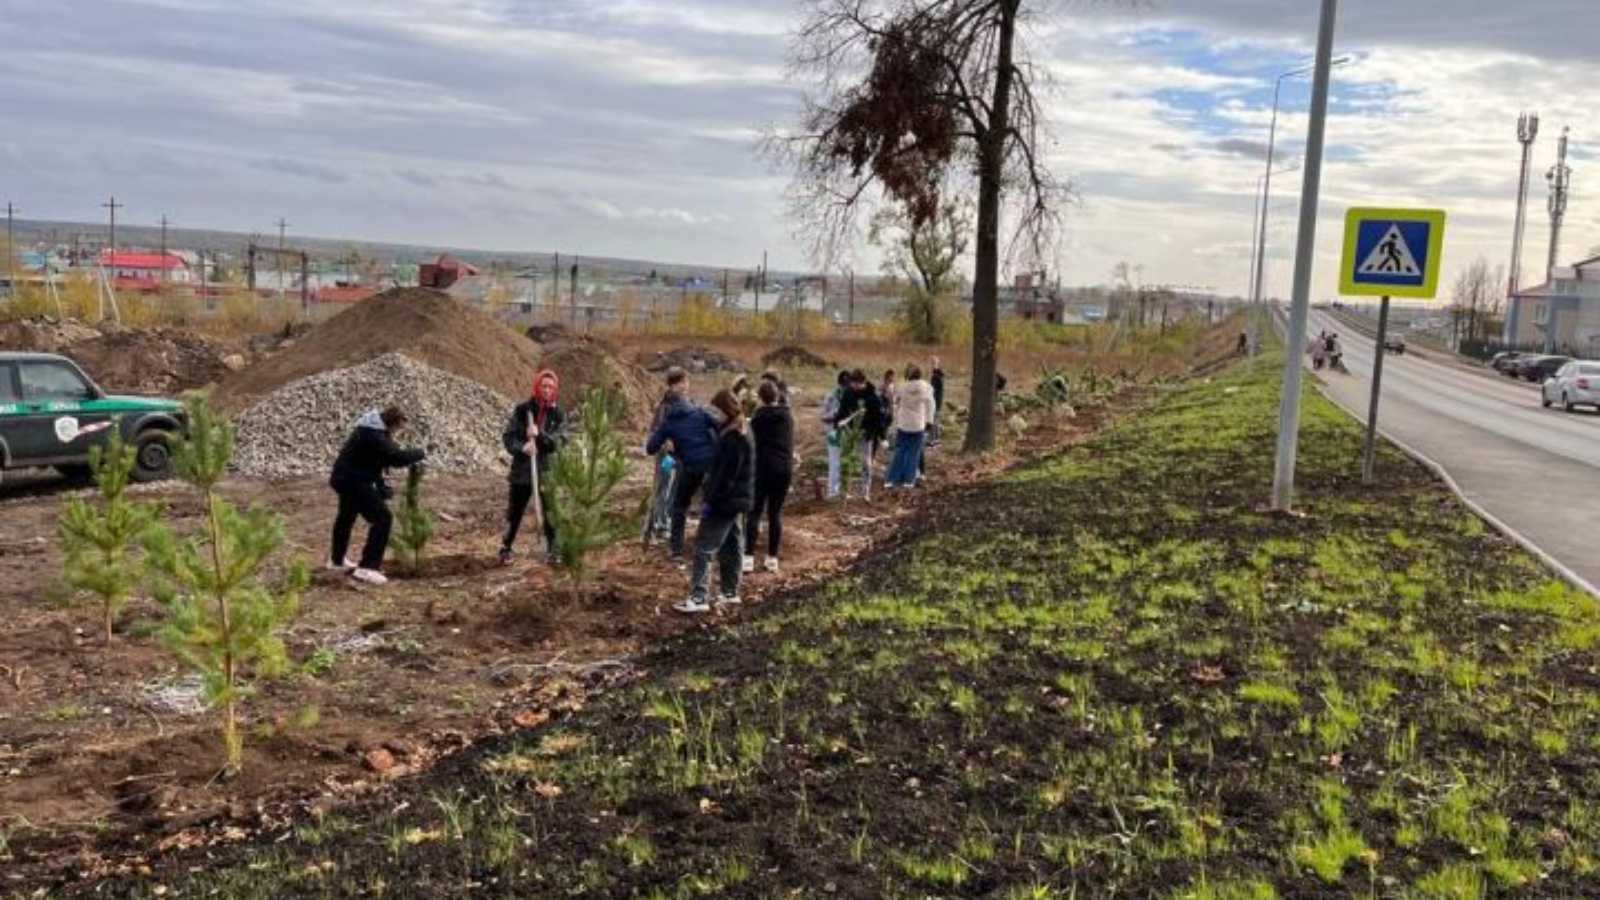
left=1248, top=55, right=1351, bottom=355
left=1247, top=163, right=1301, bottom=334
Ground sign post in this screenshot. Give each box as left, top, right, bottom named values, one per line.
left=1339, top=207, right=1446, bottom=482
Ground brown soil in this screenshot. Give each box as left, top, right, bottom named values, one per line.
left=0, top=319, right=245, bottom=395
left=0, top=388, right=1103, bottom=886
left=211, top=288, right=543, bottom=408
left=762, top=344, right=833, bottom=370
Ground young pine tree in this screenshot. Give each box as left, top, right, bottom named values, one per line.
left=545, top=388, right=643, bottom=590
left=58, top=430, right=160, bottom=643
left=390, top=464, right=434, bottom=574
left=143, top=395, right=309, bottom=774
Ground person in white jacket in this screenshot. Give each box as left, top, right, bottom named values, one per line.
left=885, top=364, right=936, bottom=489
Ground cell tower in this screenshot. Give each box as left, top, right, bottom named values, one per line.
left=1546, top=127, right=1572, bottom=282
left=1503, top=113, right=1538, bottom=344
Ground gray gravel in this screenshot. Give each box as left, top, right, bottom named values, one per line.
left=232, top=353, right=512, bottom=479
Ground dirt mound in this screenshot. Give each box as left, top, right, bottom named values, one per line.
left=214, top=288, right=542, bottom=409
left=525, top=323, right=576, bottom=344
left=0, top=318, right=241, bottom=394
left=641, top=346, right=747, bottom=375
left=232, top=353, right=510, bottom=479
left=538, top=336, right=661, bottom=427
left=762, top=344, right=833, bottom=370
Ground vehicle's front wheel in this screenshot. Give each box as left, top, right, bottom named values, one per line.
left=1564, top=393, right=1576, bottom=413
left=130, top=430, right=174, bottom=482
left=1541, top=391, right=1552, bottom=408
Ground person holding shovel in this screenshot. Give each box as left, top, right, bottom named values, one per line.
left=329, top=406, right=426, bottom=586
left=500, top=369, right=566, bottom=567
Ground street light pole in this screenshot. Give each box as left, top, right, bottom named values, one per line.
left=1249, top=56, right=1350, bottom=356
left=275, top=217, right=289, bottom=304
left=1270, top=0, right=1341, bottom=512
left=4, top=202, right=16, bottom=296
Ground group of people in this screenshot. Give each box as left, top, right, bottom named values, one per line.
left=1310, top=331, right=1345, bottom=372
left=321, top=356, right=947, bottom=612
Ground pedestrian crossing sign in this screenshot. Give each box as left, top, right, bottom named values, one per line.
left=1340, top=207, right=1446, bottom=298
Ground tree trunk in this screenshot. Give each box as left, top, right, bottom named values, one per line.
left=964, top=1, right=1019, bottom=453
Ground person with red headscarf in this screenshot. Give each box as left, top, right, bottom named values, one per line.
left=500, top=369, right=566, bottom=566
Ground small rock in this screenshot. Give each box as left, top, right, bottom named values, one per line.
left=221, top=353, right=247, bottom=372
left=362, top=747, right=396, bottom=773
left=382, top=739, right=416, bottom=759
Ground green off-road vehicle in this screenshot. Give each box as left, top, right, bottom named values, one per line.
left=0, top=352, right=186, bottom=483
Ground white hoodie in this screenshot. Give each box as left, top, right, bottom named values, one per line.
left=892, top=379, right=937, bottom=434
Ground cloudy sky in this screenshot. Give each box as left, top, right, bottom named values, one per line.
left=2, top=0, right=1596, bottom=300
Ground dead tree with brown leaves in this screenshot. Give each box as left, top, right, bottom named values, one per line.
left=774, top=0, right=1074, bottom=451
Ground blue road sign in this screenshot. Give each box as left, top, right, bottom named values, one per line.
left=1340, top=208, right=1446, bottom=299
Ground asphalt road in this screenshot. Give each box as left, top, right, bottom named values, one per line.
left=1302, top=308, right=1600, bottom=592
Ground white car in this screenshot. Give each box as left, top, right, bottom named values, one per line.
left=1540, top=360, right=1600, bottom=412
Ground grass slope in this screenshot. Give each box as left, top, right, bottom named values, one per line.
left=46, top=356, right=1600, bottom=899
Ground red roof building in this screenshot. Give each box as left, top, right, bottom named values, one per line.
left=98, top=251, right=192, bottom=289
left=419, top=253, right=479, bottom=290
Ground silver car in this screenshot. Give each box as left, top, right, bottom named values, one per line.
left=1540, top=360, right=1600, bottom=412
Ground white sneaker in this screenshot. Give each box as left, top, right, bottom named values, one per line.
left=327, top=556, right=357, bottom=571
left=763, top=558, right=780, bottom=574
left=741, top=555, right=755, bottom=574
left=350, top=567, right=388, bottom=586
left=716, top=594, right=741, bottom=607
left=674, top=596, right=711, bottom=614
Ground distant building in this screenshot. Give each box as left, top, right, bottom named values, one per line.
left=98, top=250, right=192, bottom=291
left=419, top=253, right=478, bottom=289
left=1005, top=270, right=1068, bottom=323
left=1508, top=254, right=1600, bottom=354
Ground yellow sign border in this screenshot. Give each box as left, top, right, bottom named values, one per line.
left=1339, top=207, right=1447, bottom=299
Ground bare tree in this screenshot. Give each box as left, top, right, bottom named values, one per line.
left=868, top=198, right=972, bottom=296
left=774, top=0, right=1075, bottom=451
left=1450, top=256, right=1504, bottom=344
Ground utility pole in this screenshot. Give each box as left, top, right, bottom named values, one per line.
left=5, top=202, right=16, bottom=296
left=552, top=252, right=561, bottom=323
left=1543, top=128, right=1572, bottom=354
left=159, top=215, right=172, bottom=286
left=275, top=218, right=289, bottom=304
left=848, top=268, right=856, bottom=328
left=1503, top=113, right=1540, bottom=345
left=570, top=259, right=579, bottom=329
left=1270, top=0, right=1340, bottom=513
left=102, top=195, right=123, bottom=266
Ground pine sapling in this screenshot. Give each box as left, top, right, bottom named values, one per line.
left=545, top=387, right=643, bottom=590
left=57, top=430, right=159, bottom=642
left=143, top=395, right=309, bottom=774
left=390, top=463, right=434, bottom=574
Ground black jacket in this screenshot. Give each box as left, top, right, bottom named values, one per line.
left=502, top=398, right=566, bottom=486
left=702, top=425, right=754, bottom=516
left=330, top=411, right=426, bottom=492
left=835, top=384, right=888, bottom=441
left=749, top=404, right=794, bottom=477
left=931, top=368, right=946, bottom=410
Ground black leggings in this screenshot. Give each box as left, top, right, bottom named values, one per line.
left=502, top=481, right=555, bottom=551
left=745, top=469, right=792, bottom=557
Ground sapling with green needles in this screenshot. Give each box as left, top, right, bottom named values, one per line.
left=390, top=463, right=434, bottom=574
left=143, top=395, right=309, bottom=774
left=57, top=430, right=160, bottom=643
left=545, top=387, right=642, bottom=591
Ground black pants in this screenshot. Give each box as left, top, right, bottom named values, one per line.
left=502, top=481, right=555, bottom=552
left=745, top=469, right=792, bottom=557
left=669, top=466, right=708, bottom=557
left=331, top=482, right=392, bottom=571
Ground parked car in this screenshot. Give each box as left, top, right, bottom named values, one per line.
left=1541, top=360, right=1600, bottom=412
left=1508, top=354, right=1551, bottom=379
left=0, top=352, right=186, bottom=483
left=1491, top=351, right=1528, bottom=374
left=1523, top=355, right=1572, bottom=383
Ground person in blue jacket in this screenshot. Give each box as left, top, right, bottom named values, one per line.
left=644, top=367, right=719, bottom=562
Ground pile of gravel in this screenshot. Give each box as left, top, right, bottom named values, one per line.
left=232, top=353, right=513, bottom=479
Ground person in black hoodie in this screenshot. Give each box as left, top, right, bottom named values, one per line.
left=743, top=380, right=793, bottom=574
left=674, top=389, right=753, bottom=614
left=832, top=369, right=887, bottom=500
left=329, top=406, right=427, bottom=586
left=499, top=369, right=566, bottom=566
